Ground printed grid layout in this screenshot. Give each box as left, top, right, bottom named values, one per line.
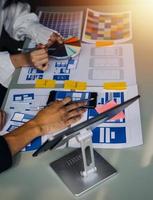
left=39, top=11, right=83, bottom=38
left=85, top=10, right=131, bottom=41
left=88, top=91, right=126, bottom=144
left=3, top=89, right=141, bottom=151
left=51, top=90, right=126, bottom=144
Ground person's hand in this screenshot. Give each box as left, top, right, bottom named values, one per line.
left=29, top=47, right=49, bottom=71
left=0, top=109, right=6, bottom=131
left=33, top=97, right=86, bottom=136
left=28, top=32, right=63, bottom=71
left=47, top=32, right=64, bottom=47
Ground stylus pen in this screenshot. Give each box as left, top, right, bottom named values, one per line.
left=65, top=98, right=95, bottom=107
left=17, top=47, right=56, bottom=53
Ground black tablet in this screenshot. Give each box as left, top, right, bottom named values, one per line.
left=32, top=95, right=140, bottom=157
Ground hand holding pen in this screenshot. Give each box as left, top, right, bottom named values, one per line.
left=18, top=32, right=64, bottom=71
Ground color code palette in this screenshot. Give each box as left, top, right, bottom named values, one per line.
left=48, top=37, right=81, bottom=59
left=82, top=8, right=132, bottom=43
left=38, top=10, right=83, bottom=39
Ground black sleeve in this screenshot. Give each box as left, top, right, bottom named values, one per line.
left=0, top=136, right=13, bottom=173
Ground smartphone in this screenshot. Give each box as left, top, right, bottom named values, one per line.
left=47, top=90, right=97, bottom=109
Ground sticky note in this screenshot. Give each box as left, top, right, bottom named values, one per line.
left=96, top=41, right=114, bottom=47
left=35, top=79, right=46, bottom=88
left=95, top=100, right=125, bottom=121
left=103, top=82, right=127, bottom=90
left=75, top=81, right=87, bottom=90
left=45, top=80, right=56, bottom=88
left=64, top=80, right=76, bottom=90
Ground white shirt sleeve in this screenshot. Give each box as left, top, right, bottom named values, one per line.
left=0, top=52, right=15, bottom=88
left=4, top=2, right=55, bottom=44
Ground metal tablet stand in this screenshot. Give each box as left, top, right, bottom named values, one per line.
left=50, top=128, right=117, bottom=196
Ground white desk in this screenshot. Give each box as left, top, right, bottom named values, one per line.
left=0, top=4, right=153, bottom=200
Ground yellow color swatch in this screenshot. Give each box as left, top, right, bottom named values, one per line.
left=35, top=79, right=46, bottom=88
left=96, top=40, right=114, bottom=47
left=45, top=80, right=56, bottom=88
left=75, top=81, right=87, bottom=91
left=103, top=82, right=127, bottom=90
left=64, top=80, right=76, bottom=90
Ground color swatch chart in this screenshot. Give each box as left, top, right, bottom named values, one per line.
left=82, top=8, right=132, bottom=43
left=39, top=10, right=83, bottom=38
left=48, top=37, right=81, bottom=59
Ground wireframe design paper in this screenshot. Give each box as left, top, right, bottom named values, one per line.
left=0, top=86, right=142, bottom=151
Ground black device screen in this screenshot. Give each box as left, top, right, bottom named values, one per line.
left=46, top=90, right=97, bottom=108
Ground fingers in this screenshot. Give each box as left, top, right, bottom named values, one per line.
left=58, top=97, right=72, bottom=107
left=34, top=58, right=48, bottom=67
left=46, top=97, right=87, bottom=118
left=33, top=52, right=48, bottom=61
left=34, top=97, right=86, bottom=134
left=36, top=44, right=46, bottom=49
left=65, top=101, right=87, bottom=112
left=66, top=108, right=86, bottom=120
left=66, top=115, right=83, bottom=127
left=30, top=48, right=49, bottom=71
left=30, top=31, right=63, bottom=70
left=35, top=63, right=48, bottom=71
left=46, top=97, right=72, bottom=110
left=47, top=32, right=64, bottom=47
left=51, top=32, right=63, bottom=43
left=31, top=49, right=48, bottom=59
left=55, top=99, right=86, bottom=125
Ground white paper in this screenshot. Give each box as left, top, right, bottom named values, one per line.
left=73, top=43, right=136, bottom=86
left=18, top=43, right=136, bottom=87
left=18, top=56, right=79, bottom=84
left=0, top=86, right=143, bottom=151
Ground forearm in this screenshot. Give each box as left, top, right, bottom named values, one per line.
left=10, top=53, right=31, bottom=68
left=4, top=119, right=41, bottom=156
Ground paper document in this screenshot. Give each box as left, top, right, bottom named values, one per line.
left=18, top=43, right=136, bottom=86
left=18, top=56, right=79, bottom=84
left=74, top=43, right=136, bottom=86
left=0, top=86, right=142, bottom=151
